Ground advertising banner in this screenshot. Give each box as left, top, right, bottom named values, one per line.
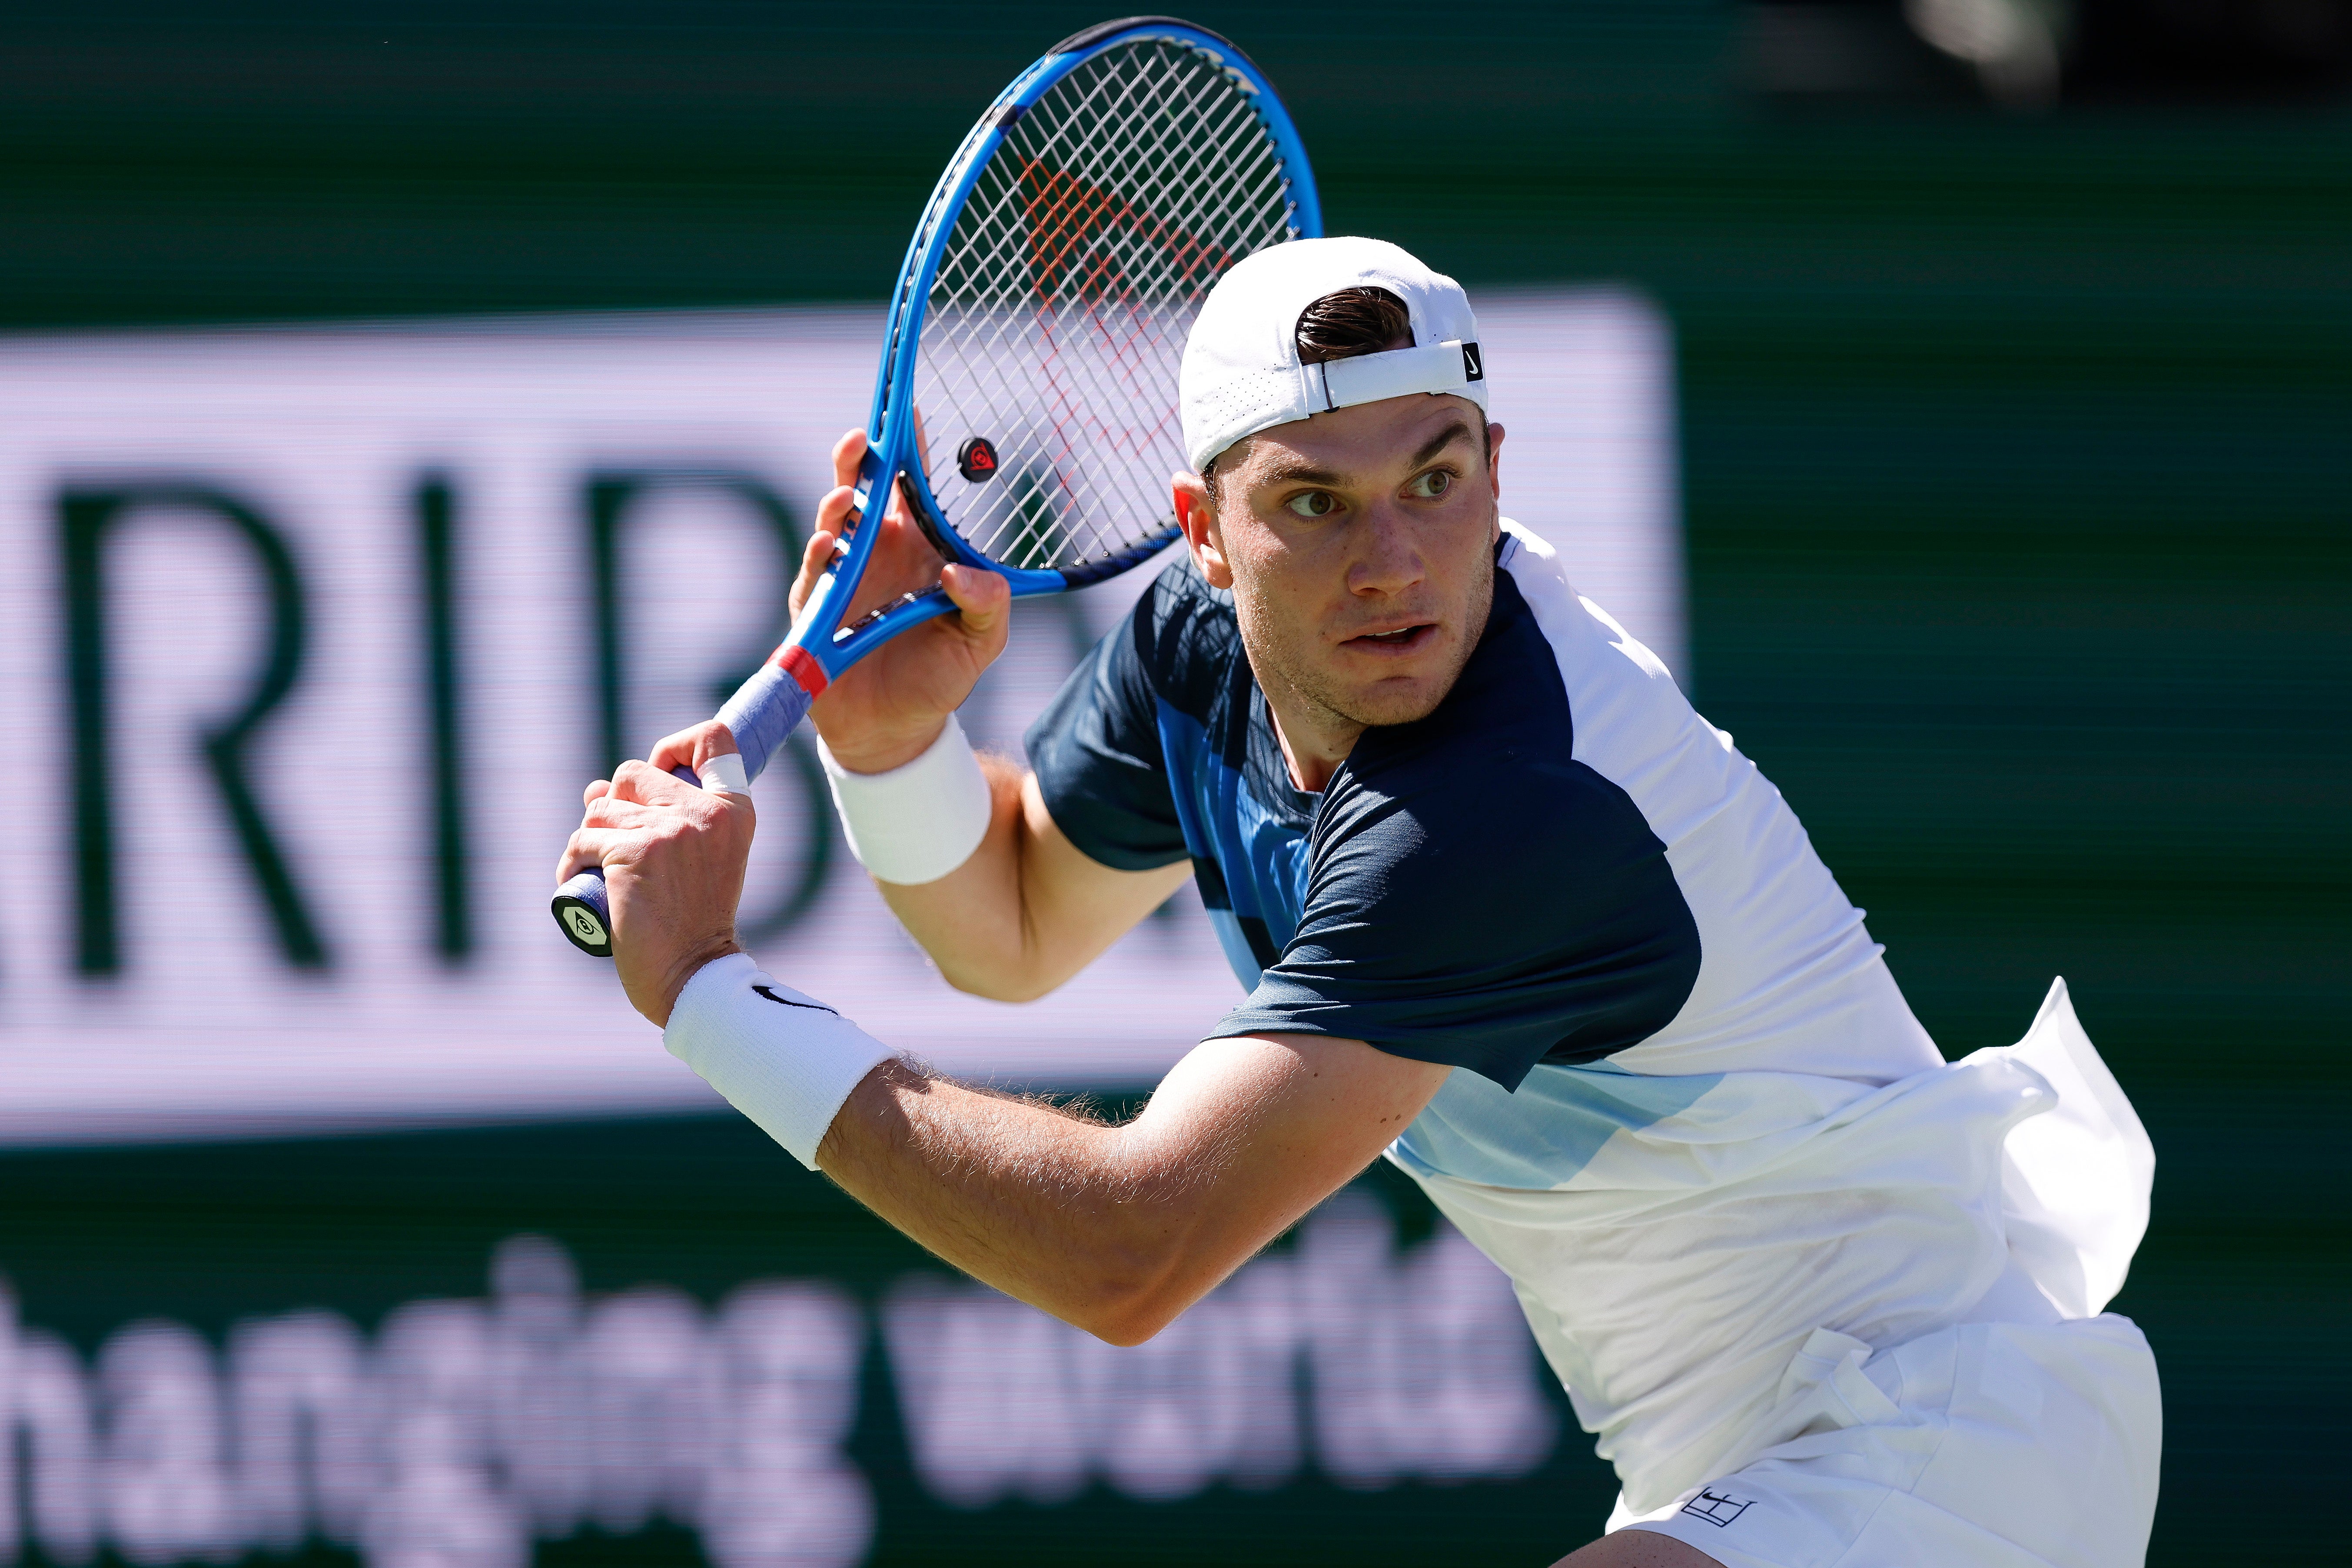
left=0, top=293, right=1684, bottom=1145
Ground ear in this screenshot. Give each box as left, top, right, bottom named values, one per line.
left=1484, top=421, right=1506, bottom=541
left=1173, top=468, right=1235, bottom=590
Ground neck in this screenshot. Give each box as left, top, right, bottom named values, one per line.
left=1263, top=686, right=1363, bottom=794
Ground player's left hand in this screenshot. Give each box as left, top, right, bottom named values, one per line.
left=558, top=761, right=754, bottom=1027
left=794, top=427, right=1012, bottom=774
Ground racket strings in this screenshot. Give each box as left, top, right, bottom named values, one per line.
left=934, top=53, right=1223, bottom=497
left=1013, top=60, right=1254, bottom=300
left=914, top=37, right=1302, bottom=574
left=954, top=146, right=1270, bottom=561
left=951, top=54, right=1277, bottom=427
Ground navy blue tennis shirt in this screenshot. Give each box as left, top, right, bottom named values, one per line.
left=1027, top=536, right=1703, bottom=1093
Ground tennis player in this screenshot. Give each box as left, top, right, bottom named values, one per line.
left=561, top=239, right=2162, bottom=1566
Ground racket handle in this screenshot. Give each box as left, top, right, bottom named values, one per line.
left=715, top=656, right=820, bottom=781
left=551, top=660, right=820, bottom=958
left=551, top=760, right=697, bottom=958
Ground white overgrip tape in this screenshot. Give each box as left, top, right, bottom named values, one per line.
left=696, top=751, right=752, bottom=796
left=663, top=953, right=900, bottom=1169
left=817, top=714, right=993, bottom=886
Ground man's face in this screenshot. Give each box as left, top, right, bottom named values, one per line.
left=1175, top=394, right=1503, bottom=736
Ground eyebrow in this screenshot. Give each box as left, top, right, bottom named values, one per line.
left=1252, top=420, right=1482, bottom=492
left=1408, top=419, right=1481, bottom=470
left=1255, top=459, right=1345, bottom=488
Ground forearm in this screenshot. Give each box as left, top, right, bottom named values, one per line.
left=655, top=940, right=1452, bottom=1345
left=872, top=760, right=1189, bottom=1002
left=815, top=1060, right=1240, bottom=1345
left=660, top=950, right=1277, bottom=1342
left=868, top=756, right=1050, bottom=997
left=811, top=1031, right=1428, bottom=1346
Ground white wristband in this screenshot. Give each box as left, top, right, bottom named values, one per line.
left=663, top=953, right=900, bottom=1169
left=817, top=715, right=993, bottom=886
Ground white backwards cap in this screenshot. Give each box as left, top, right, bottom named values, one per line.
left=1180, top=236, right=1488, bottom=475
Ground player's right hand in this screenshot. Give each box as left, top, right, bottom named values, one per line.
left=794, top=427, right=1010, bottom=775
left=558, top=761, right=752, bottom=1028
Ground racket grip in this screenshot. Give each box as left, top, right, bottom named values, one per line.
left=715, top=658, right=820, bottom=782
left=553, top=661, right=818, bottom=958
left=551, top=760, right=701, bottom=958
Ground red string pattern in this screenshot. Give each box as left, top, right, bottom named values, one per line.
left=913, top=38, right=1303, bottom=573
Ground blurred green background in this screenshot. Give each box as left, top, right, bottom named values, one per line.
left=0, top=1, right=2345, bottom=1562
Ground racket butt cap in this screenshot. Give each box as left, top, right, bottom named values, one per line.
left=552, top=870, right=614, bottom=957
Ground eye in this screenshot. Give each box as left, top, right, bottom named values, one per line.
left=1409, top=469, right=1455, bottom=498
left=1283, top=490, right=1341, bottom=519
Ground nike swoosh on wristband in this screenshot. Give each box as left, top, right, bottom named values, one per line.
left=752, top=984, right=837, bottom=1014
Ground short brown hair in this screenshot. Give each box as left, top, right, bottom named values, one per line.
left=1294, top=286, right=1414, bottom=364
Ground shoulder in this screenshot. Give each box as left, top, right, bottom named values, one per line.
left=1497, top=518, right=1678, bottom=684
left=1024, top=558, right=1227, bottom=872
left=1492, top=520, right=1747, bottom=845
left=1124, top=554, right=1244, bottom=719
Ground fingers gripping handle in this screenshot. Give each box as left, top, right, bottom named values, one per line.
left=550, top=758, right=700, bottom=957
left=550, top=659, right=821, bottom=957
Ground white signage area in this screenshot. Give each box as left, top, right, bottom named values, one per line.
left=0, top=294, right=1684, bottom=1144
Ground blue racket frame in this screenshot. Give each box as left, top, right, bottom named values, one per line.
left=553, top=16, right=1320, bottom=957
left=812, top=15, right=1323, bottom=673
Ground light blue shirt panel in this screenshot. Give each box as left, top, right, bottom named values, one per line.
left=1154, top=698, right=1316, bottom=989
left=1390, top=1059, right=1724, bottom=1190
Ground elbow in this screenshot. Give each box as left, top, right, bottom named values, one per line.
left=1086, top=1317, right=1166, bottom=1350
left=936, top=955, right=1063, bottom=1004
left=1069, top=1284, right=1186, bottom=1348
left=937, top=966, right=1050, bottom=1004
left=1057, top=1239, right=1203, bottom=1347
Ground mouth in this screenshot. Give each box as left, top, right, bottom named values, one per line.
left=1342, top=622, right=1439, bottom=655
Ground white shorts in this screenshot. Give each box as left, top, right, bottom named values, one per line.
left=1612, top=1315, right=2161, bottom=1568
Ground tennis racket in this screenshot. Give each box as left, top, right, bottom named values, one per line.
left=553, top=15, right=1321, bottom=956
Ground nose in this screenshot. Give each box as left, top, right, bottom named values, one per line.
left=1345, top=500, right=1427, bottom=599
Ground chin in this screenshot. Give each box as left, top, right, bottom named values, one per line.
left=1333, top=676, right=1452, bottom=729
